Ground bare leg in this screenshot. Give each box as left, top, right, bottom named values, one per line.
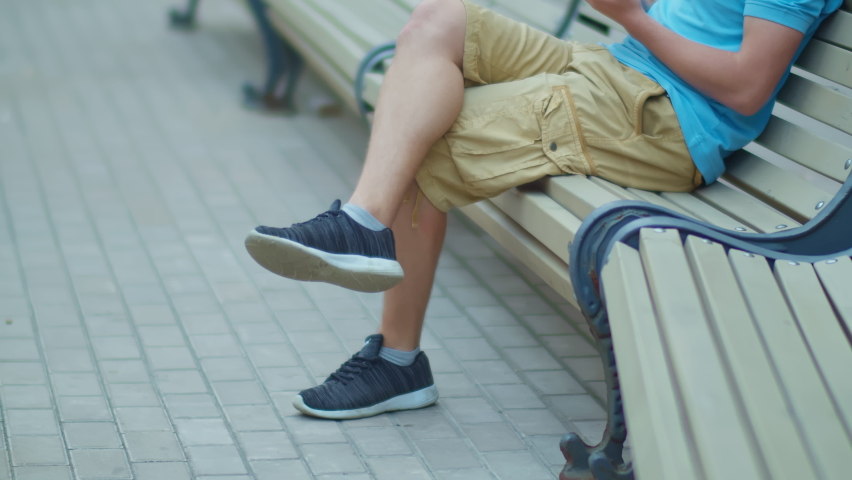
left=378, top=182, right=447, bottom=351
left=348, top=0, right=467, bottom=226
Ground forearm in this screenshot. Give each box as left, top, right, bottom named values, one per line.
left=620, top=11, right=757, bottom=114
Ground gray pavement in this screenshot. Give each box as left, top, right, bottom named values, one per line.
left=0, top=0, right=617, bottom=478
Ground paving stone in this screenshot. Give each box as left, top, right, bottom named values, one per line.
left=432, top=373, right=480, bottom=397
left=571, top=420, right=607, bottom=446
left=10, top=436, right=67, bottom=466
left=180, top=313, right=230, bottom=335
left=191, top=334, right=243, bottom=358
left=487, top=384, right=547, bottom=409
left=348, top=426, right=411, bottom=456
left=99, top=360, right=149, bottom=383
left=503, top=347, right=563, bottom=371
left=57, top=397, right=112, bottom=422
left=224, top=404, right=283, bottom=431
left=442, top=397, right=503, bottom=424
left=185, top=445, right=248, bottom=476
left=245, top=344, right=299, bottom=368
left=234, top=322, right=287, bottom=344
left=283, top=416, right=346, bottom=444
left=444, top=337, right=499, bottom=361
left=1, top=385, right=53, bottom=408
left=7, top=410, right=60, bottom=435
left=503, top=294, right=556, bottom=316
left=522, top=315, right=578, bottom=335
left=259, top=367, right=313, bottom=391
left=212, top=381, right=267, bottom=405
left=483, top=326, right=539, bottom=348
left=201, top=357, right=255, bottom=381
left=84, top=317, right=133, bottom=337
left=423, top=349, right=462, bottom=373
left=90, top=336, right=141, bottom=360
left=425, top=316, right=481, bottom=339
left=529, top=435, right=566, bottom=465
left=128, top=305, right=176, bottom=326
left=40, top=328, right=87, bottom=349
left=524, top=370, right=586, bottom=396
left=367, top=456, right=432, bottom=480
left=416, top=437, right=481, bottom=470
left=564, top=357, right=606, bottom=382
left=123, top=432, right=185, bottom=462
left=62, top=423, right=121, bottom=449
left=137, top=325, right=185, bottom=347
left=289, top=331, right=344, bottom=354
left=164, top=394, right=220, bottom=418
left=115, top=407, right=171, bottom=432
left=274, top=310, right=328, bottom=332
left=0, top=362, right=46, bottom=385
left=446, top=286, right=500, bottom=306
left=0, top=339, right=40, bottom=360
left=13, top=466, right=72, bottom=480
left=548, top=395, right=607, bottom=421
left=483, top=451, right=553, bottom=480
left=155, top=370, right=208, bottom=394
left=463, top=360, right=522, bottom=385
left=301, top=443, right=365, bottom=475
left=462, top=423, right=526, bottom=452
left=251, top=460, right=311, bottom=480
left=395, top=409, right=457, bottom=439
left=239, top=431, right=298, bottom=460
left=541, top=335, right=598, bottom=358
left=70, top=449, right=131, bottom=479
left=45, top=349, right=95, bottom=373
left=466, top=306, right=518, bottom=327
left=52, top=373, right=101, bottom=396
left=107, top=383, right=160, bottom=407
left=301, top=352, right=347, bottom=378
left=505, top=409, right=569, bottom=436
left=435, top=468, right=496, bottom=480
left=132, top=462, right=191, bottom=480
left=147, top=347, right=197, bottom=370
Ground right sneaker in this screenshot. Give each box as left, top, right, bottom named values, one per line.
left=293, top=334, right=439, bottom=420
left=245, top=200, right=403, bottom=292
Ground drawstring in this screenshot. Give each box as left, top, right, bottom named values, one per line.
left=403, top=188, right=424, bottom=229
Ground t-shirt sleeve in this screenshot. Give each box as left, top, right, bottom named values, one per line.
left=744, top=0, right=827, bottom=33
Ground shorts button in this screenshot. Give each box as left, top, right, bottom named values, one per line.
left=549, top=142, right=558, bottom=152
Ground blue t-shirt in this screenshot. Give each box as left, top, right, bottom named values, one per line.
left=607, top=0, right=843, bottom=183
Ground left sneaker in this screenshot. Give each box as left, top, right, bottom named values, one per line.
left=245, top=200, right=403, bottom=292
left=293, top=334, right=439, bottom=420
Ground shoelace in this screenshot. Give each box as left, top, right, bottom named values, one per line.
left=291, top=210, right=342, bottom=228
left=330, top=355, right=380, bottom=385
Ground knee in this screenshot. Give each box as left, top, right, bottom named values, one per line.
left=398, top=0, right=466, bottom=52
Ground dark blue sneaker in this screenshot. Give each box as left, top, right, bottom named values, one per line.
left=293, top=335, right=438, bottom=419
left=245, top=200, right=403, bottom=292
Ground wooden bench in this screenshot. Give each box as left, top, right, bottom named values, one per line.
left=168, top=1, right=851, bottom=478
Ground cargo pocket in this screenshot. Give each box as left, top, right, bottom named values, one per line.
left=445, top=94, right=555, bottom=197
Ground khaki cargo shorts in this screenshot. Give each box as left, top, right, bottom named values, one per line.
left=415, top=0, right=702, bottom=212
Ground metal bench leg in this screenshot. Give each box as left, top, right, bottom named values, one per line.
left=169, top=0, right=200, bottom=28
left=242, top=0, right=302, bottom=112
left=559, top=338, right=633, bottom=480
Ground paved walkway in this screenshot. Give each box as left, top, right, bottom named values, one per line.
left=0, top=0, right=619, bottom=478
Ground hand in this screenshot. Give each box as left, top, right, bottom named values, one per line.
left=585, top=0, right=647, bottom=28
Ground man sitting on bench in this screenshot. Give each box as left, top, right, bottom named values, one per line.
left=244, top=0, right=842, bottom=419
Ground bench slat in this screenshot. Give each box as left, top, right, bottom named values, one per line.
left=640, top=229, right=766, bottom=480
left=458, top=200, right=577, bottom=304
left=314, top=0, right=407, bottom=46
left=541, top=175, right=622, bottom=219
left=814, top=257, right=852, bottom=334
left=489, top=188, right=581, bottom=264
left=603, top=242, right=701, bottom=480
left=796, top=39, right=852, bottom=89
left=774, top=261, right=852, bottom=438
left=778, top=75, right=852, bottom=135
left=659, top=192, right=754, bottom=233
left=266, top=7, right=360, bottom=111
left=816, top=10, right=852, bottom=50
left=683, top=237, right=820, bottom=480
left=728, top=251, right=852, bottom=480
left=491, top=0, right=566, bottom=33
left=755, top=116, right=852, bottom=183
left=691, top=182, right=799, bottom=233
left=723, top=150, right=834, bottom=223
left=267, top=0, right=366, bottom=79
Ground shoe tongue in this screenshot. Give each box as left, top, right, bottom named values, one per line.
left=358, top=334, right=384, bottom=359
left=329, top=199, right=342, bottom=211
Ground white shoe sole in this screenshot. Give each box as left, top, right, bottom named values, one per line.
left=245, top=230, right=404, bottom=293
left=292, top=384, right=439, bottom=420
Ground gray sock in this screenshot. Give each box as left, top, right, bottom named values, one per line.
left=379, top=346, right=421, bottom=367
left=342, top=203, right=386, bottom=232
